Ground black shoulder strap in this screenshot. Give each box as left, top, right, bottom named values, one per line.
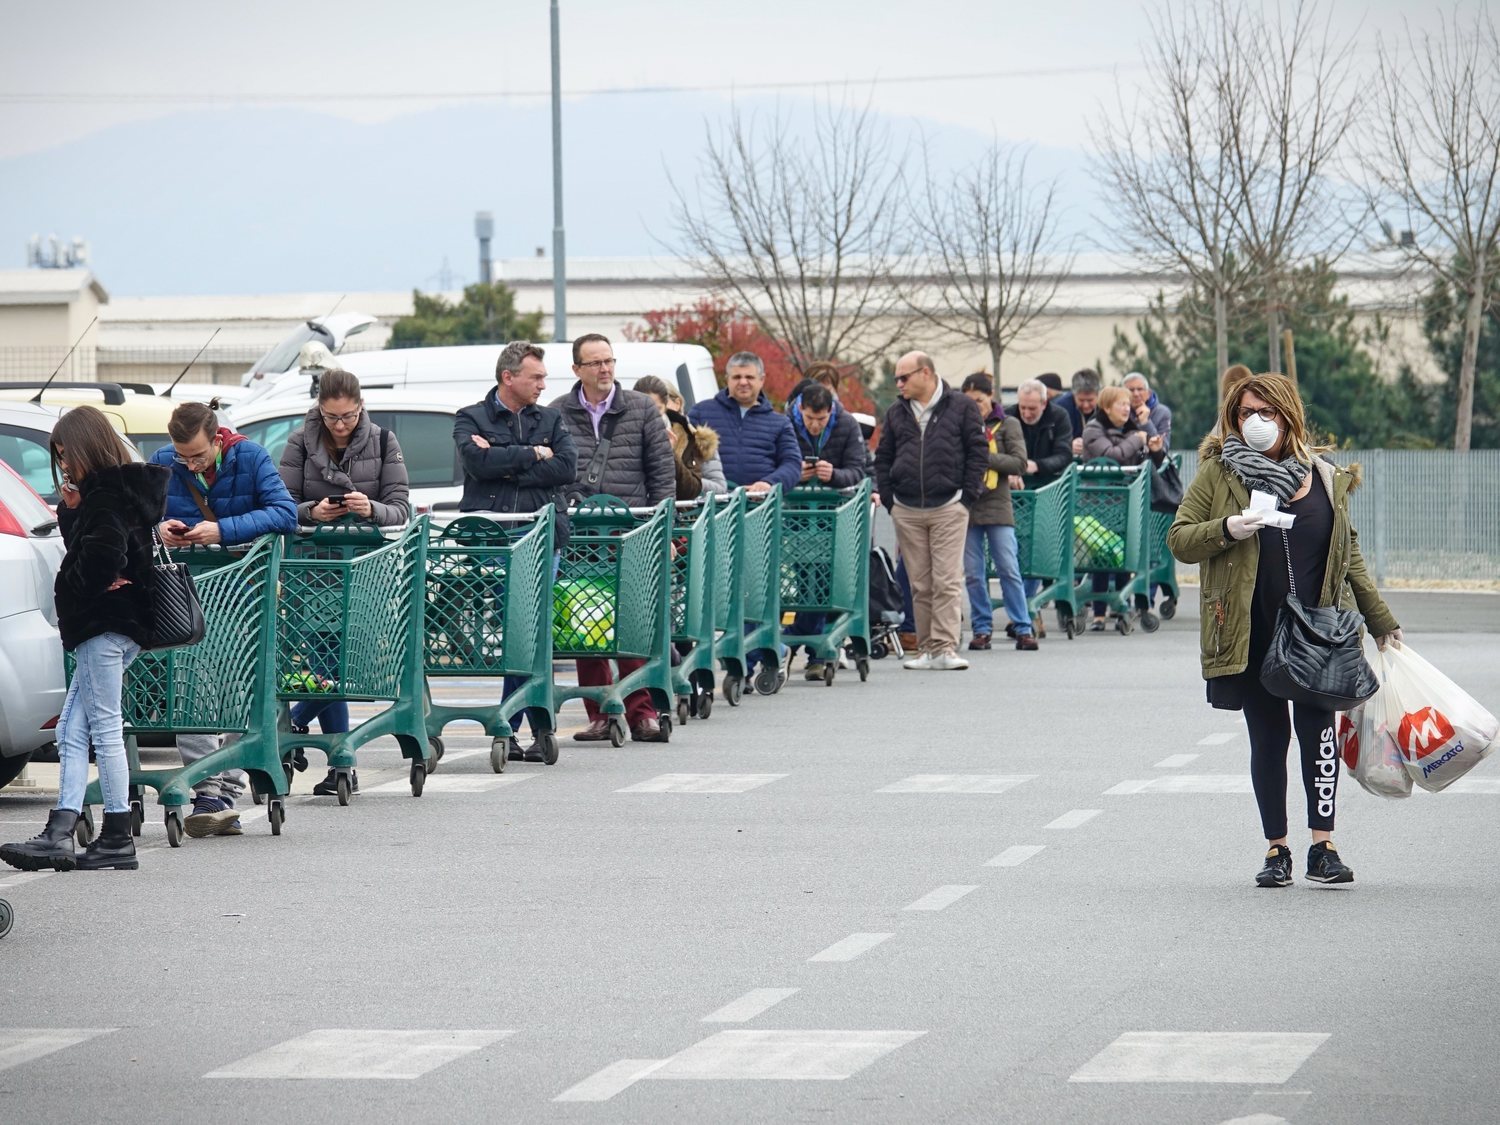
left=582, top=409, right=622, bottom=491
left=380, top=427, right=389, bottom=461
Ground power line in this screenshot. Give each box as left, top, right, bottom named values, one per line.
left=0, top=63, right=1140, bottom=106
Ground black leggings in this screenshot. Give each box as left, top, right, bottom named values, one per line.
left=1241, top=674, right=1339, bottom=840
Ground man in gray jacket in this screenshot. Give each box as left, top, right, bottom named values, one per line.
left=549, top=333, right=675, bottom=742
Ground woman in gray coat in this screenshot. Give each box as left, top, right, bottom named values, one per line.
left=277, top=369, right=410, bottom=795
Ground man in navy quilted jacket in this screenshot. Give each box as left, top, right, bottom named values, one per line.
left=151, top=402, right=297, bottom=838
left=688, top=353, right=802, bottom=493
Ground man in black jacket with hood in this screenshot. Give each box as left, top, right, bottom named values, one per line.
left=454, top=340, right=577, bottom=761
left=874, top=351, right=988, bottom=671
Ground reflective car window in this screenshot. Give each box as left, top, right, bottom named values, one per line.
left=0, top=424, right=58, bottom=501
left=367, top=411, right=461, bottom=488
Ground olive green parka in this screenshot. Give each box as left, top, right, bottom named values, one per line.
left=1167, top=436, right=1400, bottom=681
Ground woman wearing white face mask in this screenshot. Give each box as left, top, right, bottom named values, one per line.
left=1168, top=372, right=1401, bottom=890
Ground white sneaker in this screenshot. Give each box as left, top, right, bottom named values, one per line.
left=929, top=651, right=970, bottom=671
left=903, top=652, right=932, bottom=670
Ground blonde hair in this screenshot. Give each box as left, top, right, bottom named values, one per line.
left=1220, top=371, right=1325, bottom=462
left=1096, top=385, right=1130, bottom=417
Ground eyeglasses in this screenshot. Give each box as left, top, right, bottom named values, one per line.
left=320, top=410, right=361, bottom=426
left=172, top=448, right=217, bottom=468
left=577, top=358, right=617, bottom=370
left=1237, top=406, right=1279, bottom=423
left=893, top=373, right=915, bottom=385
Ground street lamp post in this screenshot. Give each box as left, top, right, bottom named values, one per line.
left=550, top=0, right=567, bottom=343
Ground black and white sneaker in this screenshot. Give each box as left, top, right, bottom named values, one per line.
left=1305, top=841, right=1354, bottom=885
left=1255, top=845, right=1293, bottom=888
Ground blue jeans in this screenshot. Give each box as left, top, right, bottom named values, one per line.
left=57, top=631, right=140, bottom=814
left=289, top=628, right=348, bottom=734
left=964, top=525, right=1031, bottom=637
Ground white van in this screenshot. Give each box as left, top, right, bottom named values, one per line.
left=237, top=340, right=720, bottom=412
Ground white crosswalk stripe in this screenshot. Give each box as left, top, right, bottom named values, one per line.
left=1069, top=1031, right=1329, bottom=1084
left=985, top=845, right=1046, bottom=867
left=876, top=775, right=1034, bottom=794
left=808, top=933, right=894, bottom=962
left=0, top=1029, right=116, bottom=1072
left=701, top=989, right=801, bottom=1023
left=616, top=773, right=786, bottom=794
left=647, top=1029, right=926, bottom=1081
left=364, top=774, right=536, bottom=795
left=205, top=1029, right=514, bottom=1080
left=1105, top=776, right=1255, bottom=795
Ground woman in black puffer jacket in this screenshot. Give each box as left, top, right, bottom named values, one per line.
left=1, top=406, right=169, bottom=874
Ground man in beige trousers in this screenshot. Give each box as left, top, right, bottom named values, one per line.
left=874, top=352, right=989, bottom=670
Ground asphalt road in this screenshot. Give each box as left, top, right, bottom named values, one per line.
left=1, top=590, right=1498, bottom=1124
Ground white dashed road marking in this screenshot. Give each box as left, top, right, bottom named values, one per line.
left=985, top=845, right=1045, bottom=867
left=1155, top=754, right=1200, bottom=768
left=205, top=1029, right=513, bottom=1080
left=1045, top=809, right=1101, bottom=830
left=1198, top=732, right=1239, bottom=745
left=365, top=775, right=536, bottom=795
left=701, top=989, right=801, bottom=1024
left=616, top=774, right=787, bottom=794
left=0, top=1029, right=116, bottom=1072
left=1105, top=776, right=1255, bottom=795
left=646, top=1029, right=926, bottom=1081
left=1069, top=1031, right=1329, bottom=1084
left=876, top=775, right=1034, bottom=794
left=553, top=1058, right=669, bottom=1102
left=808, top=933, right=894, bottom=962
left=903, top=885, right=979, bottom=912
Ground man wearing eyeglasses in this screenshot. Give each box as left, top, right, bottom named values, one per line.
left=149, top=402, right=297, bottom=836
left=551, top=333, right=675, bottom=743
left=874, top=351, right=988, bottom=671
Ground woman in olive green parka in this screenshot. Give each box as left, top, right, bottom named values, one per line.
left=1169, top=372, right=1401, bottom=890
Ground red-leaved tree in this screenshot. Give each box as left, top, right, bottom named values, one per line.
left=623, top=298, right=877, bottom=414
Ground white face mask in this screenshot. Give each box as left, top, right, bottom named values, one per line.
left=1240, top=413, right=1280, bottom=452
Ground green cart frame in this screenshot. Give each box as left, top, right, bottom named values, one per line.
left=710, top=491, right=748, bottom=705
left=1009, top=467, right=1082, bottom=638
left=423, top=508, right=557, bottom=774
left=670, top=500, right=718, bottom=724
left=779, top=481, right=873, bottom=686
left=1069, top=461, right=1157, bottom=635
left=553, top=496, right=675, bottom=747
left=738, top=487, right=785, bottom=697
left=1148, top=454, right=1182, bottom=620
left=275, top=518, right=432, bottom=802
left=81, top=536, right=286, bottom=847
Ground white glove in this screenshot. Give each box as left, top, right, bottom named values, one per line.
left=1376, top=627, right=1404, bottom=651
left=1226, top=511, right=1267, bottom=540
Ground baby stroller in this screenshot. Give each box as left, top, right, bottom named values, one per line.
left=866, top=545, right=906, bottom=660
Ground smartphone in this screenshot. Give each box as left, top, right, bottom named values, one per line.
left=166, top=519, right=189, bottom=533
left=327, top=495, right=348, bottom=506
left=803, top=458, right=818, bottom=467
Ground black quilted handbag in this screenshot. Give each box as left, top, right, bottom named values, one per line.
left=144, top=527, right=206, bottom=651
left=1259, top=528, right=1377, bottom=710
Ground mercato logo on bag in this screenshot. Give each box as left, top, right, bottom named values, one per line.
left=1398, top=707, right=1465, bottom=777
left=1317, top=724, right=1338, bottom=818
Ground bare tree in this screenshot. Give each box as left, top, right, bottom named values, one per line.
left=906, top=142, right=1074, bottom=377
left=1364, top=9, right=1500, bottom=452
left=1222, top=0, right=1358, bottom=374
left=1092, top=0, right=1248, bottom=378
left=667, top=99, right=909, bottom=372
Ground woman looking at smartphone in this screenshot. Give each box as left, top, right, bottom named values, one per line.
left=278, top=369, right=410, bottom=796
left=1, top=406, right=169, bottom=873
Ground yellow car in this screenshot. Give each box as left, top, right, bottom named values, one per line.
left=0, top=382, right=178, bottom=459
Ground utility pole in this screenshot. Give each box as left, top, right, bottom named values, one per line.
left=550, top=0, right=567, bottom=343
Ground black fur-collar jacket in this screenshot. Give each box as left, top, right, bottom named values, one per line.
left=55, top=462, right=170, bottom=651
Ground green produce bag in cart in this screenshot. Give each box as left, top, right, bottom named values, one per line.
left=1073, top=514, right=1125, bottom=571
left=553, top=577, right=616, bottom=653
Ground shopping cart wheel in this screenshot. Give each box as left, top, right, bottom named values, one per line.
left=608, top=717, right=628, bottom=748
left=697, top=690, right=714, bottom=720
left=1058, top=608, right=1078, bottom=640
left=75, top=807, right=95, bottom=848
left=1160, top=597, right=1177, bottom=620
left=427, top=736, right=445, bottom=775
left=723, top=674, right=744, bottom=707
left=752, top=664, right=779, bottom=696
left=659, top=715, right=673, bottom=743
left=336, top=771, right=352, bottom=807
left=822, top=663, right=837, bottom=686
left=871, top=640, right=888, bottom=660
left=1139, top=610, right=1161, bottom=634
left=165, top=809, right=184, bottom=848
left=267, top=799, right=284, bottom=837
left=409, top=761, right=426, bottom=797
left=541, top=732, right=560, bottom=766
left=676, top=697, right=690, bottom=727
left=1115, top=615, right=1133, bottom=636
left=0, top=897, right=12, bottom=940
left=252, top=790, right=264, bottom=806
left=488, top=737, right=508, bottom=775
left=128, top=799, right=144, bottom=838
left=856, top=657, right=870, bottom=682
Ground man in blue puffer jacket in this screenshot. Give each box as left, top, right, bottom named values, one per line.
left=151, top=402, right=297, bottom=838
left=688, top=352, right=802, bottom=492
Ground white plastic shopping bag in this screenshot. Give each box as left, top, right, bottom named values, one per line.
left=1380, top=642, right=1499, bottom=793
left=1339, top=689, right=1412, bottom=800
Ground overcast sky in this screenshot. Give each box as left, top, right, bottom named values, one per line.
left=0, top=0, right=1450, bottom=159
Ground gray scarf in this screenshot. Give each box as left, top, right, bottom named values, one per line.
left=1219, top=436, right=1308, bottom=503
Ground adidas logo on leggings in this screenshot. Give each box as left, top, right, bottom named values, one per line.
left=1316, top=724, right=1337, bottom=818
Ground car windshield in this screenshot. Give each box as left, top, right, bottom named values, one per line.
left=129, top=433, right=173, bottom=460
left=252, top=325, right=331, bottom=376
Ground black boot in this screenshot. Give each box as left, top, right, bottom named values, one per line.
left=0, top=809, right=80, bottom=872
left=76, top=812, right=137, bottom=872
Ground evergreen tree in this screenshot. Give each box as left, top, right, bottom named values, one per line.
left=387, top=282, right=544, bottom=349
left=1397, top=269, right=1500, bottom=449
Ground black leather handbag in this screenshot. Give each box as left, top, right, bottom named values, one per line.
left=1150, top=458, right=1185, bottom=513
left=1259, top=528, right=1377, bottom=710
left=144, top=527, right=206, bottom=651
